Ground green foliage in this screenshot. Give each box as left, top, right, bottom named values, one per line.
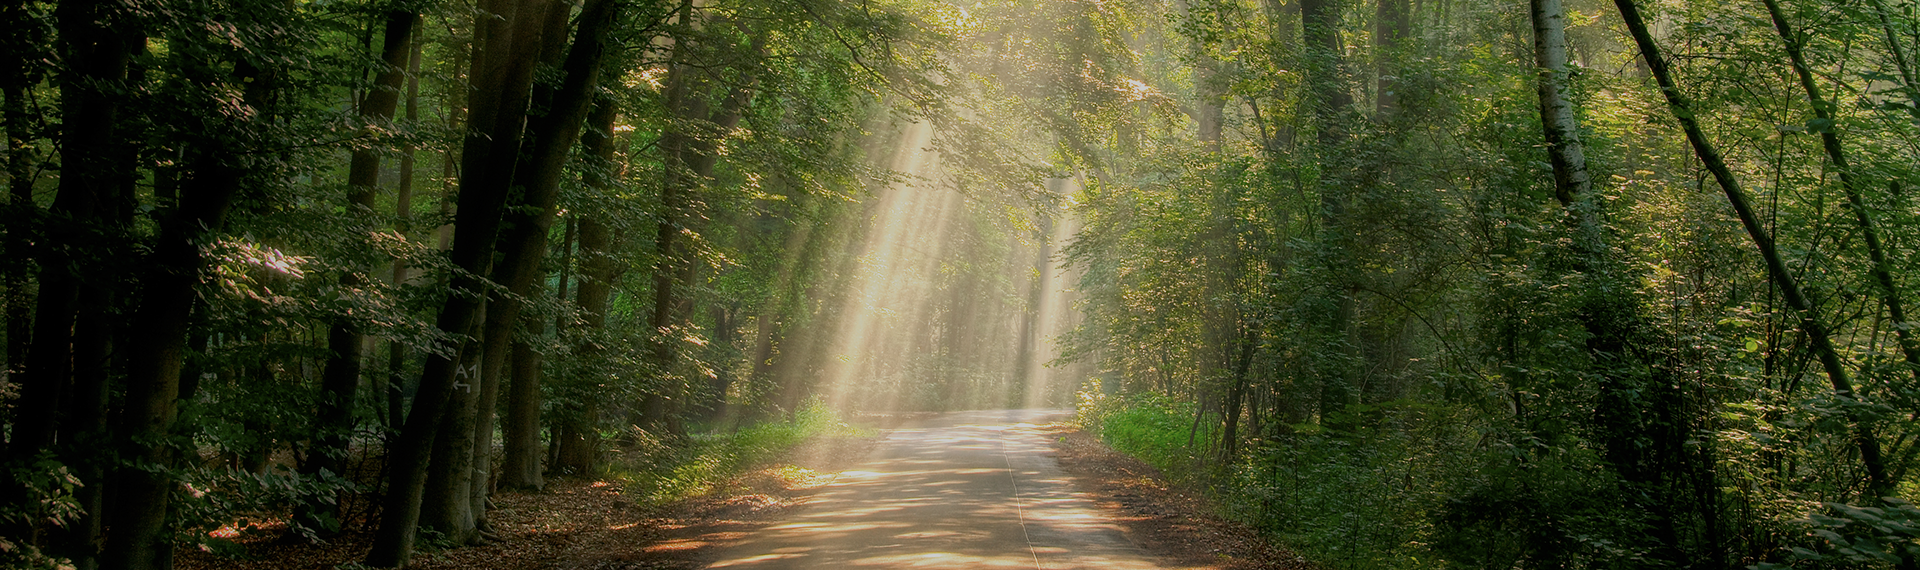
left=0, top=457, right=81, bottom=570
left=1079, top=390, right=1482, bottom=570
left=172, top=464, right=363, bottom=546
left=1774, top=499, right=1920, bottom=568
left=1080, top=391, right=1207, bottom=478
left=616, top=399, right=869, bottom=507
left=13, top=0, right=1920, bottom=564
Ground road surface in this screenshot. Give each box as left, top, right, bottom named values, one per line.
left=704, top=409, right=1163, bottom=569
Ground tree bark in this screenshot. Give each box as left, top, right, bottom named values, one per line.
left=489, top=0, right=621, bottom=492
left=501, top=317, right=545, bottom=487
left=103, top=17, right=269, bottom=566
left=421, top=324, right=483, bottom=545
left=363, top=0, right=552, bottom=563
left=1615, top=0, right=1892, bottom=498
left=1532, top=0, right=1592, bottom=213
left=386, top=27, right=424, bottom=435
left=553, top=100, right=622, bottom=475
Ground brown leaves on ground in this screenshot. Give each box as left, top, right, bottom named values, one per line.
left=1044, top=424, right=1318, bottom=570
left=172, top=435, right=879, bottom=570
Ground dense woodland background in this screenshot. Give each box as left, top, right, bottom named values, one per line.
left=5, top=0, right=1920, bottom=568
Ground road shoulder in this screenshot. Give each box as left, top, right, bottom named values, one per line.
left=1043, top=424, right=1316, bottom=570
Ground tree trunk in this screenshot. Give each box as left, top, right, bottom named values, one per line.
left=421, top=325, right=483, bottom=545
left=490, top=0, right=621, bottom=492
left=500, top=218, right=568, bottom=489
left=700, top=304, right=736, bottom=424
left=1867, top=0, right=1920, bottom=124
left=385, top=26, right=424, bottom=435
left=1533, top=2, right=1701, bottom=561
left=20, top=2, right=131, bottom=566
left=644, top=58, right=701, bottom=427
left=103, top=23, right=267, bottom=568
left=1301, top=0, right=1359, bottom=430
left=1301, top=0, right=1352, bottom=140
left=363, top=0, right=553, bottom=563
left=1614, top=0, right=1891, bottom=498
left=644, top=21, right=766, bottom=427
left=500, top=320, right=545, bottom=486
left=1532, top=0, right=1592, bottom=213
left=301, top=10, right=416, bottom=536
left=1219, top=328, right=1257, bottom=459
left=61, top=291, right=115, bottom=569
left=16, top=0, right=138, bottom=472
left=552, top=101, right=621, bottom=475
left=1761, top=0, right=1920, bottom=389
left=646, top=80, right=758, bottom=428
left=553, top=215, right=608, bottom=472
left=1374, top=0, right=1411, bottom=116
left=2, top=50, right=33, bottom=388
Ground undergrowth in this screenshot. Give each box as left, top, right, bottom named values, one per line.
left=1079, top=387, right=1475, bottom=570
left=614, top=400, right=869, bottom=507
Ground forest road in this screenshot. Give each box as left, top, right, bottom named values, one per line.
left=703, top=408, right=1163, bottom=570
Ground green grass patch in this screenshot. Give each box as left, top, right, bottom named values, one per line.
left=615, top=400, right=870, bottom=507
left=1078, top=388, right=1476, bottom=570
left=1080, top=392, right=1211, bottom=481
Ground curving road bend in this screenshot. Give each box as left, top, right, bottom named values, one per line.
left=704, top=409, right=1163, bottom=570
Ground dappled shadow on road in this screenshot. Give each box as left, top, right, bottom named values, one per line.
left=703, top=409, right=1160, bottom=570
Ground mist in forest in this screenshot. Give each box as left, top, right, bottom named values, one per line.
left=812, top=120, right=1081, bottom=413
left=10, top=0, right=1920, bottom=568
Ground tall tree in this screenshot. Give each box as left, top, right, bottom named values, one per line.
left=103, top=0, right=293, bottom=563
left=1614, top=0, right=1893, bottom=498
left=645, top=22, right=761, bottom=429
left=15, top=0, right=137, bottom=474
left=1373, top=0, right=1411, bottom=116
left=488, top=0, right=622, bottom=492
left=385, top=23, right=426, bottom=434
left=552, top=97, right=622, bottom=475
left=1760, top=0, right=1920, bottom=385
left=0, top=0, right=41, bottom=392
left=1300, top=0, right=1360, bottom=427
left=365, top=0, right=555, bottom=562
left=300, top=9, right=417, bottom=536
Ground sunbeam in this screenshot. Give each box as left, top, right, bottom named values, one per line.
left=808, top=119, right=1078, bottom=414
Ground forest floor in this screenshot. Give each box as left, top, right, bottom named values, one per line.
left=173, top=416, right=1310, bottom=570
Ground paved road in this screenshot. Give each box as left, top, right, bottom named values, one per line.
left=705, top=409, right=1163, bottom=570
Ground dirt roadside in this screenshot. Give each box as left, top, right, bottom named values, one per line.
left=1043, top=425, right=1316, bottom=570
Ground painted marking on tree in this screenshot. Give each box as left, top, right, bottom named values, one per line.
left=454, top=362, right=478, bottom=392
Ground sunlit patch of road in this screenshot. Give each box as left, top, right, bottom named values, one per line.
left=704, top=409, right=1162, bottom=570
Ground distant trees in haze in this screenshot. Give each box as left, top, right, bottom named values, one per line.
left=10, top=0, right=1920, bottom=568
